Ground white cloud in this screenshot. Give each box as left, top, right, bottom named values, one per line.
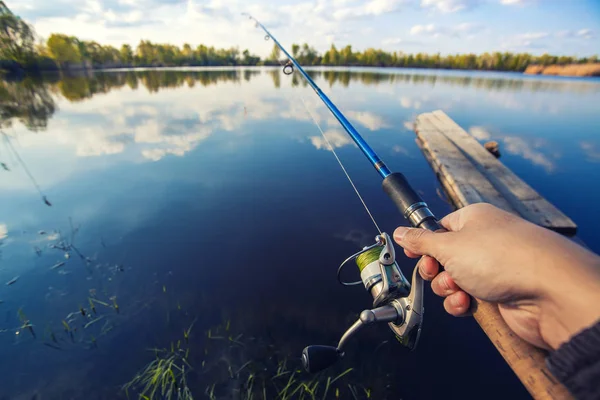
left=500, top=0, right=534, bottom=5
left=410, top=23, right=437, bottom=36
left=333, top=0, right=407, bottom=20
left=382, top=37, right=403, bottom=45
left=519, top=32, right=549, bottom=40
left=410, top=22, right=483, bottom=38
left=556, top=29, right=594, bottom=40
left=420, top=0, right=481, bottom=13
left=310, top=129, right=355, bottom=150
left=346, top=111, right=389, bottom=131
left=577, top=29, right=594, bottom=39
left=0, top=224, right=7, bottom=240
left=502, top=32, right=549, bottom=48
left=403, top=120, right=414, bottom=130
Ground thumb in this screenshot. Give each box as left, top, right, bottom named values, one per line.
left=393, top=226, right=450, bottom=259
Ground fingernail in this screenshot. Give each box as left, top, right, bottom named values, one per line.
left=393, top=227, right=408, bottom=241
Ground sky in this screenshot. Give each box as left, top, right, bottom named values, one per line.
left=10, top=0, right=600, bottom=57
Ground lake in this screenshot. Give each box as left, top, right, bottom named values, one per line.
left=0, top=67, right=599, bottom=399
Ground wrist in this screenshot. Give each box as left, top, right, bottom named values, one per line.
left=539, top=255, right=600, bottom=350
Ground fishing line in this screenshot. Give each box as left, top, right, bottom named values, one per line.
left=272, top=56, right=382, bottom=234
left=1, top=130, right=51, bottom=206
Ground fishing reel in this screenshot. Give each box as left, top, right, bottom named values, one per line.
left=301, top=233, right=424, bottom=373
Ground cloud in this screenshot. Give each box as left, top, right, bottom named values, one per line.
left=310, top=129, right=355, bottom=150
left=346, top=111, right=390, bottom=131
left=500, top=0, right=535, bottom=5
left=410, top=22, right=483, bottom=38
left=420, top=0, right=481, bottom=13
left=333, top=0, right=408, bottom=20
left=502, top=32, right=549, bottom=49
left=580, top=141, right=600, bottom=162
left=382, top=37, right=424, bottom=46
left=403, top=120, right=414, bottom=130
left=469, top=126, right=491, bottom=140
left=556, top=29, right=594, bottom=40
left=0, top=224, right=7, bottom=240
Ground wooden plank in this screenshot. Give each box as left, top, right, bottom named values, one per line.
left=415, top=111, right=576, bottom=399
left=414, top=110, right=577, bottom=234
left=415, top=115, right=517, bottom=213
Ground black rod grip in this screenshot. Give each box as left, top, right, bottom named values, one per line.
left=382, top=172, right=441, bottom=231
left=420, top=218, right=442, bottom=232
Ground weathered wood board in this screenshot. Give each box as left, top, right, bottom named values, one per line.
left=414, top=110, right=577, bottom=235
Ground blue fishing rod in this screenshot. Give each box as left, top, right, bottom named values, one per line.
left=244, top=14, right=442, bottom=373
left=244, top=14, right=440, bottom=233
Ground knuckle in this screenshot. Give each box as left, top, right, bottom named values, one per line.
left=404, top=228, right=427, bottom=247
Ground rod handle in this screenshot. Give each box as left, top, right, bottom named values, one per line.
left=472, top=299, right=571, bottom=399
left=382, top=172, right=441, bottom=230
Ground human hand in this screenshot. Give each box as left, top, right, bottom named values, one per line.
left=393, top=203, right=600, bottom=350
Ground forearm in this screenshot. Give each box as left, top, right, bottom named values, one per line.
left=547, top=320, right=600, bottom=400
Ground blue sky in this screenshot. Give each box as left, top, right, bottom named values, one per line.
left=11, top=0, right=600, bottom=57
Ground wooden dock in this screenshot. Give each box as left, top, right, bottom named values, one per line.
left=414, top=110, right=577, bottom=235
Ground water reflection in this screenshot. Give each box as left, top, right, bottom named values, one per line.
left=468, top=126, right=558, bottom=172
left=2, top=67, right=598, bottom=136
left=0, top=68, right=599, bottom=399
left=0, top=78, right=55, bottom=131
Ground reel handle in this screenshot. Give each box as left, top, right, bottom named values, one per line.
left=302, top=345, right=342, bottom=373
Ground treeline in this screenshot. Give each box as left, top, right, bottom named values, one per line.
left=5, top=68, right=600, bottom=133
left=1, top=1, right=598, bottom=74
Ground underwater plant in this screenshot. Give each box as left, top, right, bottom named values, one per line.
left=123, top=346, right=194, bottom=400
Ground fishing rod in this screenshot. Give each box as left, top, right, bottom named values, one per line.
left=244, top=13, right=439, bottom=369
left=244, top=15, right=572, bottom=399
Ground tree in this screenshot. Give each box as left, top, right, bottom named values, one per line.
left=291, top=44, right=300, bottom=58
left=46, top=34, right=81, bottom=67
left=120, top=44, right=133, bottom=64
left=269, top=43, right=280, bottom=62
left=0, top=1, right=35, bottom=65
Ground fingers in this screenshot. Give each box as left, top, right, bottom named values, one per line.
left=416, top=256, right=439, bottom=281
left=439, top=209, right=463, bottom=232
left=430, top=272, right=470, bottom=317
left=443, top=291, right=471, bottom=317
left=431, top=271, right=459, bottom=296
left=393, top=226, right=448, bottom=258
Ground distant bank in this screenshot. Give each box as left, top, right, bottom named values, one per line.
left=524, top=63, right=600, bottom=77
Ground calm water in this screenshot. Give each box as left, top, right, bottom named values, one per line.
left=0, top=67, right=599, bottom=399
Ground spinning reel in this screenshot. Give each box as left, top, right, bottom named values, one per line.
left=301, top=233, right=424, bottom=373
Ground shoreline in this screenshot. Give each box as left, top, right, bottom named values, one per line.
left=4, top=64, right=600, bottom=81
left=524, top=63, right=600, bottom=77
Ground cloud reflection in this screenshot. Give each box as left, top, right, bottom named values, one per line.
left=580, top=141, right=600, bottom=163
left=468, top=126, right=556, bottom=172
left=309, top=129, right=355, bottom=151
left=346, top=111, right=390, bottom=131
left=468, top=126, right=491, bottom=140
